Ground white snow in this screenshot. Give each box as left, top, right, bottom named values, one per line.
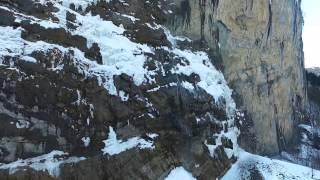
left=170, top=48, right=235, bottom=116
left=120, top=14, right=140, bottom=22
left=147, top=133, right=159, bottom=139
left=279, top=124, right=320, bottom=168
left=0, top=0, right=238, bottom=108
left=0, top=151, right=85, bottom=177
left=222, top=150, right=320, bottom=180
left=205, top=126, right=239, bottom=159
left=167, top=44, right=239, bottom=158
left=119, top=90, right=129, bottom=101
left=81, top=137, right=91, bottom=147
left=36, top=0, right=98, bottom=11
left=165, top=167, right=197, bottom=180
left=0, top=2, right=155, bottom=100
left=21, top=56, right=37, bottom=63
left=102, top=126, right=156, bottom=156
left=164, top=29, right=191, bottom=47
left=53, top=5, right=156, bottom=97
left=0, top=27, right=24, bottom=58
left=15, top=119, right=30, bottom=129
left=1, top=0, right=240, bottom=163
left=60, top=0, right=98, bottom=10
left=75, top=90, right=81, bottom=105
left=1, top=2, right=318, bottom=180
left=145, top=22, right=162, bottom=30
left=0, top=26, right=66, bottom=68
left=181, top=81, right=194, bottom=91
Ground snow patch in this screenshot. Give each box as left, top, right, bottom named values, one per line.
left=170, top=48, right=235, bottom=116
left=15, top=119, right=30, bottom=129
left=119, top=90, right=129, bottom=101
left=102, top=127, right=156, bottom=156
left=0, top=151, right=85, bottom=177
left=147, top=133, right=159, bottom=139
left=205, top=126, right=239, bottom=159
left=165, top=167, right=196, bottom=180
left=181, top=81, right=194, bottom=91
left=81, top=137, right=91, bottom=147
left=222, top=150, right=320, bottom=180
left=0, top=27, right=24, bottom=58
left=120, top=14, right=140, bottom=22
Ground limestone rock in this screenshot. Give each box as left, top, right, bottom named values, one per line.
left=166, top=0, right=306, bottom=154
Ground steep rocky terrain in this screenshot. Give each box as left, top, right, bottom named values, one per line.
left=269, top=69, right=320, bottom=172
left=302, top=68, right=320, bottom=169
left=166, top=0, right=306, bottom=155
left=0, top=0, right=318, bottom=180
left=307, top=68, right=320, bottom=126
left=0, top=0, right=239, bottom=179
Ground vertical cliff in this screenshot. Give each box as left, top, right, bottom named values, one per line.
left=167, top=0, right=306, bottom=154
left=0, top=0, right=314, bottom=179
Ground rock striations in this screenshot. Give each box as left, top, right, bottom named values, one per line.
left=0, top=0, right=313, bottom=179
left=0, top=0, right=240, bottom=179
left=166, top=0, right=306, bottom=155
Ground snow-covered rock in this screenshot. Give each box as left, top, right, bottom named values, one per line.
left=0, top=0, right=311, bottom=179
left=165, top=167, right=196, bottom=180
left=223, top=150, right=320, bottom=180
left=0, top=0, right=239, bottom=179
left=0, top=151, right=85, bottom=177
left=102, top=126, right=156, bottom=156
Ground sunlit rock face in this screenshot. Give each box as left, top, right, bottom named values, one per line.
left=166, top=0, right=306, bottom=155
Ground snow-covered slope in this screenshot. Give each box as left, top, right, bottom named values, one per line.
left=222, top=150, right=320, bottom=180
left=161, top=150, right=320, bottom=180
left=165, top=166, right=196, bottom=180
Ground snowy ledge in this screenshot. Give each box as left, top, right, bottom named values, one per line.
left=102, top=126, right=158, bottom=156
left=0, top=151, right=85, bottom=177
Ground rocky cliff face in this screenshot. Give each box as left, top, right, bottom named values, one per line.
left=307, top=68, right=320, bottom=125
left=166, top=0, right=306, bottom=154
left=0, top=0, right=241, bottom=179
left=0, top=0, right=311, bottom=179
left=294, top=68, right=320, bottom=169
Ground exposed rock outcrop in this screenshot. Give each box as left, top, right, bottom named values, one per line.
left=274, top=69, right=320, bottom=170
left=307, top=68, right=320, bottom=125
left=0, top=0, right=240, bottom=179
left=166, top=0, right=306, bottom=155
left=0, top=0, right=312, bottom=179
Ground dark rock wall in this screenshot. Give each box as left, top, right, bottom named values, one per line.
left=306, top=69, right=320, bottom=125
